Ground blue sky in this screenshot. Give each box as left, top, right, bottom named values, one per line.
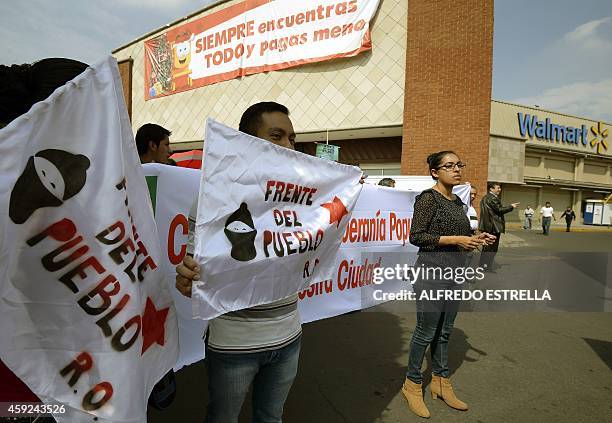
left=493, top=0, right=612, bottom=121
left=1, top=0, right=611, bottom=121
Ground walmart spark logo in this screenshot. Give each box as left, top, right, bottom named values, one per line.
left=590, top=122, right=608, bottom=155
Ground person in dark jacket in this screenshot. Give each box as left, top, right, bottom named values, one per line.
left=560, top=206, right=576, bottom=232
left=478, top=182, right=519, bottom=271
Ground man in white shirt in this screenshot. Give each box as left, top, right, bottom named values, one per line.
left=523, top=205, right=535, bottom=230
left=540, top=202, right=556, bottom=235
left=465, top=183, right=478, bottom=233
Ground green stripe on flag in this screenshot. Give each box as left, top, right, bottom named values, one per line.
left=146, top=175, right=158, bottom=216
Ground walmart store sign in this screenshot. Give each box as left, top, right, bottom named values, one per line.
left=517, top=113, right=608, bottom=155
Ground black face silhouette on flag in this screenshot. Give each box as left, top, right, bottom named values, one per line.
left=224, top=202, right=257, bottom=262
left=9, top=149, right=90, bottom=224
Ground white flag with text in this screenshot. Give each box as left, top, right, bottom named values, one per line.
left=0, top=56, right=179, bottom=423
left=193, top=119, right=362, bottom=319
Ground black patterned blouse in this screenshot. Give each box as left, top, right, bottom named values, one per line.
left=409, top=189, right=472, bottom=268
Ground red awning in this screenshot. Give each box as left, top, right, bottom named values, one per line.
left=170, top=150, right=203, bottom=169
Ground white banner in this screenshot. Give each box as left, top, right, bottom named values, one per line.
left=193, top=119, right=363, bottom=319
left=143, top=164, right=470, bottom=369
left=143, top=165, right=208, bottom=371
left=297, top=183, right=417, bottom=322
left=0, top=57, right=178, bottom=423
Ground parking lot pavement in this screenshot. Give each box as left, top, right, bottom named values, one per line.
left=149, top=230, right=612, bottom=423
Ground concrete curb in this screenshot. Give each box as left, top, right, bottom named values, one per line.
left=506, top=224, right=612, bottom=233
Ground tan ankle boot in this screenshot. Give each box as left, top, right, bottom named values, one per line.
left=430, top=375, right=468, bottom=410
left=401, top=378, right=431, bottom=418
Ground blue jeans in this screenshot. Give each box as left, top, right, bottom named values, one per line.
left=524, top=216, right=532, bottom=229
left=542, top=217, right=552, bottom=235
left=406, top=283, right=459, bottom=384
left=205, top=336, right=300, bottom=423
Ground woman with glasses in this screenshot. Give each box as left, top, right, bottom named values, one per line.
left=401, top=151, right=495, bottom=418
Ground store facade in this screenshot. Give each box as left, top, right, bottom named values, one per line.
left=113, top=0, right=610, bottom=222
left=489, top=100, right=611, bottom=222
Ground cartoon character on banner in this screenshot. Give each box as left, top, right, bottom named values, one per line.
left=171, top=32, right=194, bottom=91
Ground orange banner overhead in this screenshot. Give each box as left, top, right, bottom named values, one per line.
left=144, top=0, right=380, bottom=100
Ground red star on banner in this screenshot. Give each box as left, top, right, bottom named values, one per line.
left=141, top=297, right=169, bottom=355
left=321, top=196, right=348, bottom=227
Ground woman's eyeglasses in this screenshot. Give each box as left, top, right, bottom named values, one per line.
left=437, top=162, right=466, bottom=171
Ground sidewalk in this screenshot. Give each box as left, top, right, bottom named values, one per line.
left=506, top=222, right=612, bottom=232
left=499, top=231, right=527, bottom=248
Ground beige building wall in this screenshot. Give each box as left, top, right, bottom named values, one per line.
left=487, top=135, right=524, bottom=183
left=583, top=161, right=610, bottom=184
left=524, top=154, right=542, bottom=178
left=504, top=185, right=538, bottom=210
left=545, top=156, right=574, bottom=180
left=113, top=0, right=407, bottom=145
